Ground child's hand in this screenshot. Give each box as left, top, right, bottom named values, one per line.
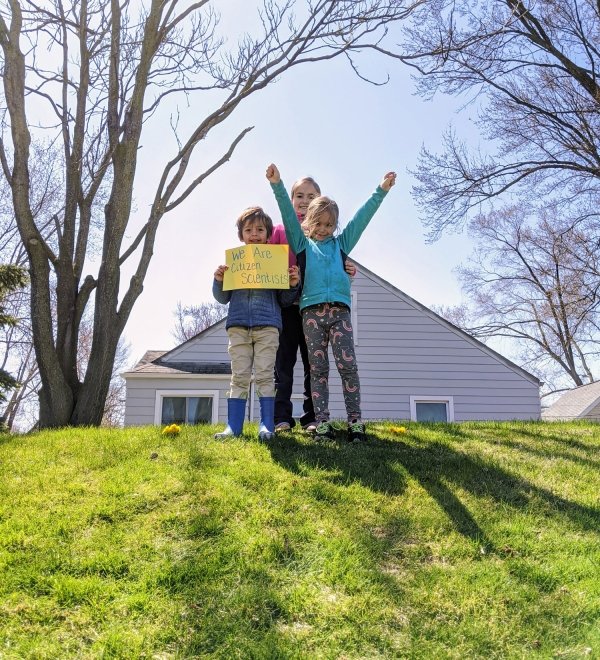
left=288, top=265, right=300, bottom=287
left=380, top=171, right=396, bottom=192
left=266, top=163, right=281, bottom=184
left=344, top=259, right=357, bottom=278
left=214, top=265, right=228, bottom=282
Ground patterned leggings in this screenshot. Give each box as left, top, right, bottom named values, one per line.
left=302, top=303, right=360, bottom=422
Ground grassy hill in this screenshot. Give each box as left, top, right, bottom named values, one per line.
left=1, top=421, right=599, bottom=658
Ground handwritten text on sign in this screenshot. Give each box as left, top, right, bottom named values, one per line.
left=223, top=244, right=289, bottom=290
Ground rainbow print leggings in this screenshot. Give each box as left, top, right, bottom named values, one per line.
left=302, top=302, right=360, bottom=423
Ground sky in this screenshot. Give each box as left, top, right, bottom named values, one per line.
left=120, top=5, right=479, bottom=366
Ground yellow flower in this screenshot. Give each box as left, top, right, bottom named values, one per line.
left=390, top=426, right=407, bottom=434
left=162, top=423, right=181, bottom=435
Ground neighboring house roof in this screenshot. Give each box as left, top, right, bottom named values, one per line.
left=125, top=348, right=231, bottom=377
left=542, top=381, right=600, bottom=420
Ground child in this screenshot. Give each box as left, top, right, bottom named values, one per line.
left=213, top=206, right=300, bottom=440
left=266, top=164, right=396, bottom=442
left=270, top=176, right=356, bottom=433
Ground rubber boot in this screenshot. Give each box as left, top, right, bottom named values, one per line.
left=258, top=396, right=275, bottom=441
left=214, top=398, right=246, bottom=439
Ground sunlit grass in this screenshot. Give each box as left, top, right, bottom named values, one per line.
left=1, top=421, right=599, bottom=658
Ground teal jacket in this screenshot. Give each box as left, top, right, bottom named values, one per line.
left=270, top=180, right=388, bottom=311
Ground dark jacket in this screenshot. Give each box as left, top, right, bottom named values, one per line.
left=212, top=281, right=299, bottom=331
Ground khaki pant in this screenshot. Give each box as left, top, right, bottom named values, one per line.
left=227, top=326, right=279, bottom=398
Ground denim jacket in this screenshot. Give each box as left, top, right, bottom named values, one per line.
left=212, top=280, right=299, bottom=331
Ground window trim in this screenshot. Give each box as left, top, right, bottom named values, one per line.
left=409, top=395, right=455, bottom=422
left=154, top=389, right=220, bottom=425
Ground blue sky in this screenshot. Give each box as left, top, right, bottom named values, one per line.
left=122, top=15, right=479, bottom=363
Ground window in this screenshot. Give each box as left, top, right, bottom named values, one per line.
left=410, top=396, right=454, bottom=422
left=155, top=390, right=219, bottom=425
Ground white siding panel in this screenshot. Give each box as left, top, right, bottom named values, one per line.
left=125, top=376, right=230, bottom=426
left=163, top=322, right=230, bottom=363
left=126, top=264, right=541, bottom=425
left=286, top=267, right=540, bottom=421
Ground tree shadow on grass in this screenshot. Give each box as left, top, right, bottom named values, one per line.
left=266, top=429, right=408, bottom=496
left=388, top=434, right=600, bottom=540
left=477, top=433, right=600, bottom=470
left=168, top=426, right=600, bottom=657
left=267, top=427, right=600, bottom=550
left=266, top=428, right=496, bottom=549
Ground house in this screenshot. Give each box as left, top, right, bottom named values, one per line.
left=123, top=261, right=541, bottom=426
left=541, top=381, right=600, bottom=421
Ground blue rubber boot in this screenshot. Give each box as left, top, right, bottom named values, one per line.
left=214, top=398, right=246, bottom=439
left=258, top=396, right=275, bottom=441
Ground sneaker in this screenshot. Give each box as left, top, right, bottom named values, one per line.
left=303, top=422, right=318, bottom=433
left=348, top=421, right=366, bottom=443
left=314, top=421, right=335, bottom=441
left=275, top=421, right=291, bottom=433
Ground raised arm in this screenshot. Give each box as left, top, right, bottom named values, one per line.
left=338, top=171, right=396, bottom=255
left=266, top=163, right=307, bottom=254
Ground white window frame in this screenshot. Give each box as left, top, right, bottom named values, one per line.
left=409, top=395, right=455, bottom=422
left=154, top=390, right=220, bottom=425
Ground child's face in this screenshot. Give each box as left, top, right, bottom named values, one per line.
left=310, top=211, right=335, bottom=241
left=292, top=182, right=319, bottom=219
left=241, top=218, right=269, bottom=244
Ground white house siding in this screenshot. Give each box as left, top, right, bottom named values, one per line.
left=289, top=267, right=540, bottom=422
left=165, top=321, right=230, bottom=363
left=124, top=375, right=229, bottom=426
left=124, top=263, right=541, bottom=426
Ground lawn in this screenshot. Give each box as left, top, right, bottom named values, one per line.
left=0, top=421, right=599, bottom=658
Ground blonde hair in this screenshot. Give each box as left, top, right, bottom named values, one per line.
left=301, top=196, right=339, bottom=238
left=291, top=176, right=321, bottom=199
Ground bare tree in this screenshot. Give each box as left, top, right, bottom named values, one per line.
left=437, top=205, right=600, bottom=394
left=0, top=286, right=38, bottom=430
left=0, top=263, right=27, bottom=409
left=172, top=300, right=227, bottom=344
left=0, top=0, right=421, bottom=427
left=0, top=141, right=65, bottom=430
left=399, top=0, right=600, bottom=238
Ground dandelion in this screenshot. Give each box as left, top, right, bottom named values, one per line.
left=390, top=426, right=407, bottom=434
left=162, top=423, right=181, bottom=436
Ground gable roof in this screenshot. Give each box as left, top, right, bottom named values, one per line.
left=542, top=381, right=600, bottom=420
left=125, top=260, right=541, bottom=386
left=124, top=348, right=230, bottom=377
left=352, top=261, right=542, bottom=386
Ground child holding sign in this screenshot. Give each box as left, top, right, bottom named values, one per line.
left=213, top=206, right=300, bottom=441
left=266, top=164, right=396, bottom=443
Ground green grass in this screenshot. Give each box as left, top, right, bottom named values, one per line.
left=1, top=421, right=599, bottom=659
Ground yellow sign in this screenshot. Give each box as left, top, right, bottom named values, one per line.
left=223, top=244, right=290, bottom=290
